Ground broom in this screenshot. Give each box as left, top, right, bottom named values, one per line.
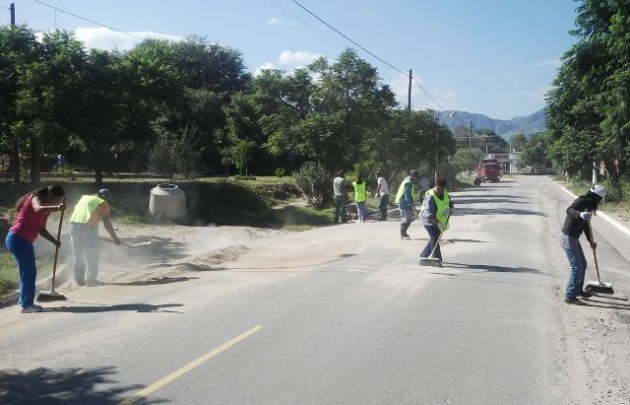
left=584, top=221, right=614, bottom=295
left=419, top=213, right=451, bottom=267
left=37, top=197, right=67, bottom=302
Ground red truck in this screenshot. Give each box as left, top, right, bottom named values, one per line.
left=479, top=159, right=501, bottom=183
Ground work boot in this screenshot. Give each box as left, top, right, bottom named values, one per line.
left=401, top=234, right=411, bottom=240
left=563, top=297, right=583, bottom=305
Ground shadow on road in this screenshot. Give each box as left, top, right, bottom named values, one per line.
left=0, top=366, right=164, bottom=405
left=50, top=303, right=184, bottom=314
left=439, top=262, right=543, bottom=274
left=109, top=276, right=199, bottom=286
left=455, top=198, right=528, bottom=205
left=452, top=207, right=546, bottom=217
left=581, top=296, right=630, bottom=311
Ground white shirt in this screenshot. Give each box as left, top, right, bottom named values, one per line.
left=377, top=176, right=389, bottom=195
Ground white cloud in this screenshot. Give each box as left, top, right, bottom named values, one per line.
left=536, top=58, right=562, bottom=69
left=254, top=62, right=275, bottom=76
left=278, top=50, right=321, bottom=65
left=267, top=17, right=285, bottom=26
left=70, top=27, right=184, bottom=51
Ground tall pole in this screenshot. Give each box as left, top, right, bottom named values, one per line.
left=469, top=121, right=473, bottom=148
left=10, top=3, right=15, bottom=26
left=435, top=111, right=439, bottom=185
left=407, top=69, right=412, bottom=111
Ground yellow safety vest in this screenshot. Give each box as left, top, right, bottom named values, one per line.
left=70, top=195, right=104, bottom=224
left=425, top=188, right=451, bottom=228
left=353, top=181, right=367, bottom=202
left=394, top=177, right=418, bottom=204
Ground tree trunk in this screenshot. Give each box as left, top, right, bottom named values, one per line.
left=29, top=136, right=41, bottom=184
left=11, top=138, right=20, bottom=183
left=95, top=168, right=103, bottom=187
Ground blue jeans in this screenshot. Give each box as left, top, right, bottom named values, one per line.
left=563, top=243, right=587, bottom=299
left=356, top=201, right=366, bottom=222
left=70, top=223, right=100, bottom=283
left=5, top=232, right=37, bottom=308
left=420, top=225, right=442, bottom=260
left=334, top=196, right=347, bottom=223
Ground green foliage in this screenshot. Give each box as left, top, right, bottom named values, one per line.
left=451, top=148, right=485, bottom=173
left=546, top=1, right=630, bottom=181
left=274, top=167, right=286, bottom=177
left=293, top=161, right=332, bottom=210
left=518, top=132, right=552, bottom=169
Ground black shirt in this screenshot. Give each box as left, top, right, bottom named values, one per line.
left=561, top=194, right=599, bottom=241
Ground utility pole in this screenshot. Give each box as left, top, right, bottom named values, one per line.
left=10, top=3, right=15, bottom=26
left=407, top=69, right=412, bottom=111
left=469, top=121, right=473, bottom=148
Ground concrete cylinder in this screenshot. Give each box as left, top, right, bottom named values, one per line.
left=149, top=183, right=186, bottom=219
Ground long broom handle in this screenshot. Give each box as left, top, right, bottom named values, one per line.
left=585, top=220, right=603, bottom=283
left=51, top=197, right=66, bottom=289
left=428, top=212, right=452, bottom=258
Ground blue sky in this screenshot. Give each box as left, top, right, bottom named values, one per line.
left=6, top=0, right=579, bottom=119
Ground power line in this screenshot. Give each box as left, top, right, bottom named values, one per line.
left=31, top=0, right=143, bottom=40
left=265, top=0, right=346, bottom=49
left=288, top=0, right=445, bottom=111
left=290, top=0, right=407, bottom=77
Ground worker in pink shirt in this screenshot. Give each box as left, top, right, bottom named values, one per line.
left=5, top=185, right=66, bottom=313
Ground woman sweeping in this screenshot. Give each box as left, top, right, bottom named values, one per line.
left=5, top=185, right=66, bottom=313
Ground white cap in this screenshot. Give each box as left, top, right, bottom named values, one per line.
left=590, top=184, right=606, bottom=199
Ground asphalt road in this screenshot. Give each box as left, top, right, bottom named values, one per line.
left=1, top=175, right=629, bottom=404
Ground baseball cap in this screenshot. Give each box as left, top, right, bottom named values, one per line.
left=98, top=188, right=113, bottom=201
left=590, top=184, right=606, bottom=199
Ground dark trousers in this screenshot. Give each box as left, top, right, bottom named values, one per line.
left=378, top=194, right=390, bottom=221
left=420, top=225, right=442, bottom=260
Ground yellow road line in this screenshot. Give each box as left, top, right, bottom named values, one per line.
left=120, top=325, right=263, bottom=405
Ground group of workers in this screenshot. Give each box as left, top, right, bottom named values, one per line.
left=333, top=169, right=454, bottom=264
left=333, top=169, right=609, bottom=305
left=5, top=187, right=120, bottom=313
left=4, top=171, right=608, bottom=313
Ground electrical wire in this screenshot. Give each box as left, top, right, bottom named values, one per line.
left=266, top=0, right=346, bottom=49
left=288, top=0, right=446, bottom=111
left=31, top=0, right=143, bottom=40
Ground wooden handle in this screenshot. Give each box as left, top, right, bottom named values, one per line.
left=51, top=197, right=66, bottom=289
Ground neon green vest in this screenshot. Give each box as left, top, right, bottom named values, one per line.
left=70, top=195, right=104, bottom=224
left=426, top=189, right=451, bottom=227
left=394, top=177, right=418, bottom=204
left=353, top=181, right=367, bottom=202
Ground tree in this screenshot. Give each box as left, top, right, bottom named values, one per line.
left=0, top=25, right=41, bottom=183
left=510, top=133, right=528, bottom=152
left=452, top=148, right=485, bottom=174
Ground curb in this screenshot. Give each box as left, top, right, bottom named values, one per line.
left=557, top=184, right=630, bottom=238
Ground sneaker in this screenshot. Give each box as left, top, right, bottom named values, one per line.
left=564, top=297, right=583, bottom=305
left=401, top=235, right=411, bottom=240
left=577, top=291, right=593, bottom=298
left=20, top=305, right=43, bottom=313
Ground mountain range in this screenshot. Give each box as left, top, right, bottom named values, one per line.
left=439, top=109, right=546, bottom=139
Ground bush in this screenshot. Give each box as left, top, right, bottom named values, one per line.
left=275, top=167, right=286, bottom=178
left=293, top=162, right=332, bottom=210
